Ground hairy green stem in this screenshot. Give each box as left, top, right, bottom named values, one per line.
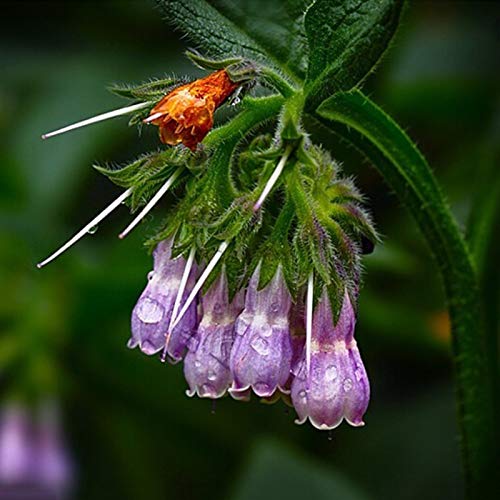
left=314, top=90, right=497, bottom=497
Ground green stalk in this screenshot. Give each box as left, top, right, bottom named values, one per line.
left=314, top=89, right=497, bottom=497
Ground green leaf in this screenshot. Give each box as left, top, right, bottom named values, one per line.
left=156, top=0, right=312, bottom=82
left=315, top=89, right=498, bottom=495
left=231, top=439, right=370, bottom=500
left=304, top=0, right=404, bottom=110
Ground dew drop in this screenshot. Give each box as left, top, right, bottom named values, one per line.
left=136, top=297, right=164, bottom=323
left=250, top=336, right=270, bottom=356
left=327, top=431, right=333, bottom=442
left=87, top=225, right=98, bottom=235
left=343, top=378, right=353, bottom=392
left=213, top=302, right=222, bottom=314
left=194, top=360, right=201, bottom=369
left=208, top=370, right=217, bottom=381
left=259, top=325, right=273, bottom=338
left=254, top=382, right=270, bottom=395
left=270, top=302, right=279, bottom=313
left=298, top=390, right=307, bottom=400
left=147, top=271, right=155, bottom=281
left=325, top=365, right=338, bottom=381
left=354, top=368, right=364, bottom=382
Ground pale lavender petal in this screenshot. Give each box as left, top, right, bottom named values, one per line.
left=229, top=265, right=292, bottom=398
left=129, top=238, right=198, bottom=359
left=291, top=288, right=370, bottom=430
left=184, top=273, right=244, bottom=398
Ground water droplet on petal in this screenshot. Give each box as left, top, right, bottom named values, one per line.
left=208, top=370, right=217, bottom=381
left=343, top=378, right=353, bottom=392
left=194, top=360, right=201, bottom=369
left=136, top=297, right=164, bottom=323
left=325, top=365, right=338, bottom=381
left=254, top=382, right=270, bottom=395
left=298, top=390, right=307, bottom=400
left=250, top=336, right=270, bottom=356
left=354, top=368, right=364, bottom=382
left=147, top=271, right=155, bottom=281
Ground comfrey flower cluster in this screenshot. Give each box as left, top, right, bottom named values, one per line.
left=38, top=52, right=377, bottom=430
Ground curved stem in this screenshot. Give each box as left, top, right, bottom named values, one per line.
left=314, top=89, right=497, bottom=497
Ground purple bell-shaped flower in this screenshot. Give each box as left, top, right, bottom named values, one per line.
left=0, top=404, right=32, bottom=484
left=129, top=238, right=198, bottom=360
left=184, top=272, right=244, bottom=398
left=229, top=265, right=293, bottom=398
left=291, top=289, right=370, bottom=429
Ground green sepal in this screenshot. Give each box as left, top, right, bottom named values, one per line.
left=278, top=91, right=305, bottom=143
left=108, top=76, right=183, bottom=101
left=94, top=148, right=190, bottom=211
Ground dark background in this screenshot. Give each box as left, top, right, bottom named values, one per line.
left=1, top=1, right=499, bottom=499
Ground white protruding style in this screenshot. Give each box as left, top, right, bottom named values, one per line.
left=162, top=247, right=197, bottom=360
left=118, top=167, right=183, bottom=239
left=143, top=112, right=164, bottom=124
left=37, top=188, right=132, bottom=269
left=41, top=102, right=150, bottom=140
left=253, top=146, right=292, bottom=212
left=170, top=241, right=229, bottom=330
left=306, top=272, right=314, bottom=376
left=169, top=247, right=196, bottom=333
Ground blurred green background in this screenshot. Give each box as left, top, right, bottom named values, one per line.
left=1, top=1, right=499, bottom=499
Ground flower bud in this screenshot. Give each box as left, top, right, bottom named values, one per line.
left=229, top=265, right=292, bottom=398
left=129, top=239, right=198, bottom=359
left=291, top=289, right=370, bottom=429
left=148, top=69, right=239, bottom=151
left=184, top=272, right=244, bottom=398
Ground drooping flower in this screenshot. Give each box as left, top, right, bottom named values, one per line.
left=291, top=289, right=370, bottom=429
left=146, top=69, right=239, bottom=151
left=229, top=265, right=293, bottom=398
left=0, top=402, right=73, bottom=498
left=129, top=238, right=198, bottom=360
left=34, top=403, right=73, bottom=494
left=184, top=272, right=244, bottom=398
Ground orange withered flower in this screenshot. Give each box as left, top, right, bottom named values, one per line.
left=146, top=69, right=239, bottom=151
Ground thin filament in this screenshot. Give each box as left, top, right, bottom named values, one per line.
left=118, top=167, right=183, bottom=239
left=306, top=272, right=314, bottom=377
left=253, top=146, right=292, bottom=212
left=37, top=188, right=132, bottom=268
left=41, top=102, right=149, bottom=139
left=170, top=241, right=229, bottom=330
left=162, top=247, right=196, bottom=361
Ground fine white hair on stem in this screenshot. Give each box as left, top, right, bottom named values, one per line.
left=170, top=241, right=229, bottom=330
left=36, top=188, right=132, bottom=269
left=118, top=167, right=183, bottom=239
left=306, top=272, right=314, bottom=377
left=162, top=246, right=196, bottom=361
left=253, top=145, right=292, bottom=212
left=41, top=102, right=150, bottom=140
